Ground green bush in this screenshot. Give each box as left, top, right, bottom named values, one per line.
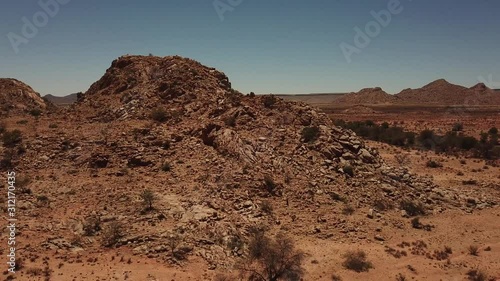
left=140, top=189, right=156, bottom=211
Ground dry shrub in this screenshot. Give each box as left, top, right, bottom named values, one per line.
left=342, top=250, right=373, bottom=272
left=240, top=231, right=305, bottom=281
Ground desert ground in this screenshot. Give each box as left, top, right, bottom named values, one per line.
left=3, top=107, right=499, bottom=281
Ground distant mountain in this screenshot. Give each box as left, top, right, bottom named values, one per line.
left=334, top=87, right=398, bottom=105
left=395, top=79, right=500, bottom=105
left=43, top=93, right=79, bottom=105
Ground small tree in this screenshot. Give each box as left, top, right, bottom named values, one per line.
left=239, top=231, right=305, bottom=281
left=140, top=189, right=156, bottom=211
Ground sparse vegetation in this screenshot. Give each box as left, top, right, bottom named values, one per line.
left=263, top=175, right=277, bottom=195
left=342, top=250, right=373, bottom=272
left=466, top=268, right=488, bottom=281
left=452, top=122, right=463, bottom=132
left=426, top=160, right=443, bottom=168
left=488, top=127, right=498, bottom=136
left=411, top=217, right=433, bottom=231
left=396, top=273, right=407, bottom=281
left=0, top=149, right=14, bottom=169
left=433, top=247, right=451, bottom=260
left=385, top=247, right=407, bottom=259
left=263, top=95, right=277, bottom=108
left=101, top=221, right=124, bottom=247
left=239, top=231, right=305, bottom=281
left=260, top=200, right=273, bottom=215
left=161, top=162, right=171, bottom=172
left=2, top=129, right=22, bottom=147
left=468, top=245, right=479, bottom=256
left=151, top=107, right=168, bottom=122
left=165, top=233, right=191, bottom=261
left=342, top=205, right=355, bottom=215
left=342, top=165, right=354, bottom=177
left=83, top=215, right=101, bottom=236
left=394, top=153, right=411, bottom=167
left=329, top=192, right=345, bottom=202
left=331, top=274, right=343, bottom=281
left=335, top=120, right=415, bottom=147
left=301, top=126, right=320, bottom=143
left=400, top=200, right=426, bottom=216
left=29, top=108, right=42, bottom=118
left=140, top=189, right=156, bottom=211
left=224, top=115, right=237, bottom=127
left=335, top=120, right=499, bottom=160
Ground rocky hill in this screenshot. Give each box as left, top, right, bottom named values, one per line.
left=334, top=87, right=397, bottom=106
left=0, top=78, right=46, bottom=114
left=76, top=55, right=232, bottom=121
left=3, top=57, right=499, bottom=281
left=2, top=55, right=484, bottom=272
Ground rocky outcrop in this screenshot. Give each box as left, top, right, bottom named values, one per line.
left=0, top=78, right=46, bottom=114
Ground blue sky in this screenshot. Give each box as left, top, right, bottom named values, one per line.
left=1, top=0, right=499, bottom=96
